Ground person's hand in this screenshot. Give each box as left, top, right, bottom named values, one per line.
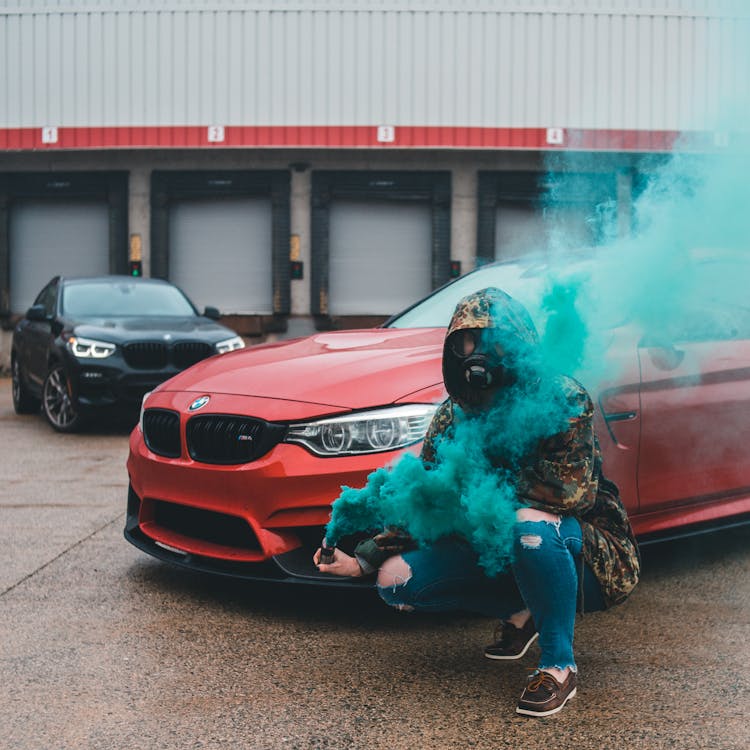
left=313, top=547, right=362, bottom=577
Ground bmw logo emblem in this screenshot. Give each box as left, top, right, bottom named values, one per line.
left=189, top=395, right=210, bottom=411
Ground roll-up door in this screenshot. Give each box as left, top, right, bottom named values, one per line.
left=328, top=200, right=432, bottom=315
left=168, top=197, right=273, bottom=315
left=495, top=202, right=598, bottom=260
left=9, top=200, right=110, bottom=313
left=477, top=171, right=618, bottom=266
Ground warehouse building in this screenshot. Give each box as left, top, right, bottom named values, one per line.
left=1, top=0, right=748, bottom=366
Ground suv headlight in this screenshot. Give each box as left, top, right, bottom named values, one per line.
left=284, top=404, right=438, bottom=456
left=215, top=336, right=245, bottom=354
left=67, top=336, right=116, bottom=359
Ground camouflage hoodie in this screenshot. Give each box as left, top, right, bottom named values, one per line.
left=357, top=287, right=640, bottom=608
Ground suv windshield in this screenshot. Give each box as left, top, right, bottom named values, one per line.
left=62, top=281, right=197, bottom=317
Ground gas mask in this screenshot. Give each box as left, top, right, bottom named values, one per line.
left=444, top=328, right=517, bottom=401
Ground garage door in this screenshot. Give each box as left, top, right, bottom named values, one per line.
left=9, top=201, right=110, bottom=313
left=169, top=197, right=272, bottom=314
left=495, top=202, right=597, bottom=260
left=328, top=200, right=432, bottom=315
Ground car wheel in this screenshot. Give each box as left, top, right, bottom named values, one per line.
left=42, top=364, right=83, bottom=432
left=11, top=356, right=41, bottom=415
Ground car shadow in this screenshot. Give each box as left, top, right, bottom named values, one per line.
left=126, top=524, right=750, bottom=627
left=638, top=523, right=750, bottom=582
left=126, top=556, right=476, bottom=631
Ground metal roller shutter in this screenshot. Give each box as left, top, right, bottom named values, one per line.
left=328, top=200, right=432, bottom=316
left=495, top=202, right=598, bottom=261
left=9, top=200, right=110, bottom=313
left=168, top=197, right=273, bottom=315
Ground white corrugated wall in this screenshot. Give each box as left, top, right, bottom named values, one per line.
left=1, top=1, right=749, bottom=131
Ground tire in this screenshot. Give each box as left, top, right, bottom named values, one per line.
left=42, top=364, right=83, bottom=432
left=11, top=356, right=40, bottom=415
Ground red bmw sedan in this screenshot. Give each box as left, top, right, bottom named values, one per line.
left=125, top=256, right=750, bottom=585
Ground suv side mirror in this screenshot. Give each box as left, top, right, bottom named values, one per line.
left=203, top=306, right=221, bottom=320
left=26, top=304, right=49, bottom=322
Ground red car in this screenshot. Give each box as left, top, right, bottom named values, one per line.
left=125, top=257, right=750, bottom=584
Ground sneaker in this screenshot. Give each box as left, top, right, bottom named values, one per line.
left=483, top=617, right=538, bottom=660
left=516, top=670, right=578, bottom=717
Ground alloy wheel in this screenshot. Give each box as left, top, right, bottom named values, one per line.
left=42, top=365, right=81, bottom=432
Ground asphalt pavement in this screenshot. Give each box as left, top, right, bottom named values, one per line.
left=1, top=377, right=748, bottom=750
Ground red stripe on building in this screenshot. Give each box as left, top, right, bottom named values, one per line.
left=0, top=125, right=718, bottom=152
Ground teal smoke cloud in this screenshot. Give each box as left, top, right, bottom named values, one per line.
left=325, top=329, right=581, bottom=575
left=533, top=145, right=750, bottom=391
left=327, top=127, right=750, bottom=572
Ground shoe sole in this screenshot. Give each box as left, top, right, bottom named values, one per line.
left=516, top=686, right=577, bottom=717
left=484, top=631, right=539, bottom=660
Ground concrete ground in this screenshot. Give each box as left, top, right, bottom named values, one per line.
left=0, top=376, right=748, bottom=750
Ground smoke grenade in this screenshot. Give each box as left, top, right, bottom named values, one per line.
left=318, top=537, right=335, bottom=565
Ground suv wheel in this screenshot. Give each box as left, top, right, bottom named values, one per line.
left=42, top=364, right=82, bottom=432
left=11, top=356, right=40, bottom=414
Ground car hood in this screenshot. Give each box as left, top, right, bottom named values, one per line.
left=155, top=328, right=447, bottom=410
left=71, top=316, right=236, bottom=343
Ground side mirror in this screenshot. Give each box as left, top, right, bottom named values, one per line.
left=26, top=304, right=49, bottom=322
left=639, top=334, right=685, bottom=371
left=203, top=306, right=221, bottom=320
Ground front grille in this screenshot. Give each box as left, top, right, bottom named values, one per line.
left=123, top=342, right=168, bottom=369
left=187, top=414, right=287, bottom=465
left=173, top=342, right=213, bottom=369
left=153, top=500, right=261, bottom=551
left=123, top=341, right=215, bottom=370
left=143, top=409, right=181, bottom=458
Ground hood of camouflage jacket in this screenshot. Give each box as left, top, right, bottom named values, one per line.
left=442, top=287, right=541, bottom=404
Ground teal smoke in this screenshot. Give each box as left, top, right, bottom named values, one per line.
left=533, top=146, right=750, bottom=391
left=325, top=335, right=581, bottom=574
left=326, top=131, right=750, bottom=572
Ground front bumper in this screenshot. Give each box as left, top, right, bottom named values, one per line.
left=124, top=483, right=372, bottom=587
left=74, top=361, right=181, bottom=410
left=124, top=388, right=427, bottom=586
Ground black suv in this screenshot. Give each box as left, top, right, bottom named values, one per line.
left=11, top=275, right=245, bottom=432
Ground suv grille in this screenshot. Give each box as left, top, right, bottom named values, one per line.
left=143, top=409, right=181, bottom=458
left=123, top=342, right=168, bottom=369
left=173, top=342, right=213, bottom=369
left=123, top=341, right=215, bottom=370
left=186, top=414, right=287, bottom=465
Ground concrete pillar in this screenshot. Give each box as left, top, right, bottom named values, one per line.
left=451, top=163, right=478, bottom=272
left=128, top=168, right=151, bottom=275
left=286, top=166, right=315, bottom=338
left=617, top=170, right=634, bottom=238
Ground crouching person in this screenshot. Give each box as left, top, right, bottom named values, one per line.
left=315, top=288, right=640, bottom=717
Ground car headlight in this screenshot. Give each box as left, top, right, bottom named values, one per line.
left=284, top=404, right=438, bottom=457
left=215, top=336, right=245, bottom=354
left=66, top=336, right=116, bottom=359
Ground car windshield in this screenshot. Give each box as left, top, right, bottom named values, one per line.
left=385, top=259, right=548, bottom=329
left=62, top=281, right=197, bottom=317
left=385, top=249, right=750, bottom=340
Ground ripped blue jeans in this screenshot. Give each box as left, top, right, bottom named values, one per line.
left=376, top=516, right=605, bottom=672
